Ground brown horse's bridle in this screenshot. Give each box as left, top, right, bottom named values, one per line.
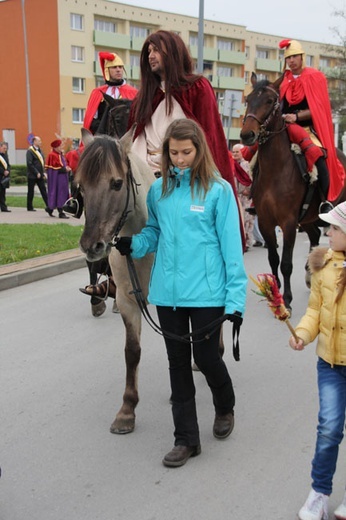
left=243, top=86, right=285, bottom=144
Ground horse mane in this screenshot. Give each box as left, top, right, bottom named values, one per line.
left=76, top=135, right=125, bottom=186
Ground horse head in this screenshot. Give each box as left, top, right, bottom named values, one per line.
left=76, top=128, right=152, bottom=262
left=240, top=73, right=284, bottom=146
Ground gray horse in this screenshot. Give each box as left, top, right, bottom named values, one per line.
left=77, top=129, right=155, bottom=434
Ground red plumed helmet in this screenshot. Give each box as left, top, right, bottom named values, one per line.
left=279, top=39, right=292, bottom=49
left=99, top=51, right=124, bottom=81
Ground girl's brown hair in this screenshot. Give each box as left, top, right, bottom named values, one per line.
left=161, top=119, right=220, bottom=198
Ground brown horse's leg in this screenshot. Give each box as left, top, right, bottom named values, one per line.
left=110, top=309, right=141, bottom=434
left=279, top=223, right=299, bottom=311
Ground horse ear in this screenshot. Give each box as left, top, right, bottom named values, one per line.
left=81, top=128, right=94, bottom=147
left=119, top=125, right=136, bottom=155
left=102, top=92, right=117, bottom=107
left=250, top=72, right=257, bottom=87
left=273, top=74, right=284, bottom=91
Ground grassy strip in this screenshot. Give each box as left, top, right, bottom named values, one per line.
left=7, top=195, right=45, bottom=209
left=0, top=224, right=83, bottom=265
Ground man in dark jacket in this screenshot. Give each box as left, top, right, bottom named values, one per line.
left=0, top=141, right=11, bottom=212
left=26, top=136, right=51, bottom=215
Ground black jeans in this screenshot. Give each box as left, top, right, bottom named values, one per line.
left=27, top=177, right=48, bottom=210
left=157, top=306, right=235, bottom=447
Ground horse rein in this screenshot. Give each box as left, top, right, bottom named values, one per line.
left=109, top=162, right=241, bottom=360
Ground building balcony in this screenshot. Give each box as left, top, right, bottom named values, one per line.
left=255, top=58, right=282, bottom=73
left=217, top=76, right=245, bottom=90
left=218, top=50, right=246, bottom=65
left=190, top=45, right=218, bottom=61
left=93, top=31, right=131, bottom=49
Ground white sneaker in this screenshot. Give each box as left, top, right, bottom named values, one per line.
left=298, top=489, right=329, bottom=520
left=334, top=491, right=346, bottom=520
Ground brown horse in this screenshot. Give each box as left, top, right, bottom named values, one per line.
left=76, top=129, right=155, bottom=434
left=240, top=74, right=346, bottom=310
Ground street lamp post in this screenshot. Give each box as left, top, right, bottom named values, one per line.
left=21, top=0, right=32, bottom=134
left=197, top=0, right=204, bottom=74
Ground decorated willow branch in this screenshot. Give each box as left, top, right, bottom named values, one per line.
left=250, top=273, right=299, bottom=342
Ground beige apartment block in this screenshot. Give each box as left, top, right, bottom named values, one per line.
left=1, top=0, right=343, bottom=157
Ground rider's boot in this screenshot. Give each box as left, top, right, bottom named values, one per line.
left=315, top=157, right=334, bottom=213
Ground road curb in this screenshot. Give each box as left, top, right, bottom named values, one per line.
left=0, top=253, right=86, bottom=291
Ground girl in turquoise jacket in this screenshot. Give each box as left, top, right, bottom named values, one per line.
left=116, top=119, right=247, bottom=468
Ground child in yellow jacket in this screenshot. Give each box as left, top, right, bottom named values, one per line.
left=289, top=201, right=346, bottom=520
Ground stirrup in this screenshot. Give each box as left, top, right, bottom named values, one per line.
left=79, top=274, right=110, bottom=301
left=63, top=197, right=82, bottom=218
left=319, top=201, right=334, bottom=214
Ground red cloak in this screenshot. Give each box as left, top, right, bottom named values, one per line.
left=128, top=76, right=245, bottom=247
left=83, top=84, right=137, bottom=131
left=280, top=68, right=344, bottom=200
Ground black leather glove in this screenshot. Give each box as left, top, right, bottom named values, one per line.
left=225, top=311, right=243, bottom=328
left=115, top=237, right=132, bottom=256
left=225, top=312, right=243, bottom=362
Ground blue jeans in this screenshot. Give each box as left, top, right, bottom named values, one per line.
left=312, top=357, right=346, bottom=495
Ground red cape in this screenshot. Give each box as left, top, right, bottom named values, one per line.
left=83, top=84, right=137, bottom=131
left=280, top=68, right=344, bottom=200
left=45, top=150, right=65, bottom=170
left=128, top=77, right=246, bottom=247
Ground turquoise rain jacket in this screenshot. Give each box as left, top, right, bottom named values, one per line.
left=131, top=168, right=247, bottom=315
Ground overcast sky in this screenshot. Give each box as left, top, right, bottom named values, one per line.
left=117, top=0, right=345, bottom=44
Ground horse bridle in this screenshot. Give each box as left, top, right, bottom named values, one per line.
left=243, top=86, right=285, bottom=144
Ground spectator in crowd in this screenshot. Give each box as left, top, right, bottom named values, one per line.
left=0, top=141, right=11, bottom=212
left=26, top=136, right=51, bottom=215
left=45, top=139, right=71, bottom=218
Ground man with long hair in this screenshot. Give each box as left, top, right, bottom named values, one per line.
left=128, top=30, right=242, bottom=224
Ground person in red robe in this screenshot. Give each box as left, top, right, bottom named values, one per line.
left=279, top=38, right=344, bottom=206
left=45, top=140, right=71, bottom=218
left=128, top=30, right=245, bottom=246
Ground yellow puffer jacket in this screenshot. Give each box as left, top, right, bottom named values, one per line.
left=295, top=247, right=346, bottom=366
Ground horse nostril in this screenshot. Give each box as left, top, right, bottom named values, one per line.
left=94, top=242, right=106, bottom=254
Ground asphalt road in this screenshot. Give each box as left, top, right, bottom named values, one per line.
left=1, top=231, right=345, bottom=520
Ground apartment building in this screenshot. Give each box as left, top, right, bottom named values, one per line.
left=0, top=0, right=342, bottom=162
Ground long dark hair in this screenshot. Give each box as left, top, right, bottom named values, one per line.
left=132, top=31, right=200, bottom=125
left=161, top=119, right=220, bottom=198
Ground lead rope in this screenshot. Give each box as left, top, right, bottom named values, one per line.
left=124, top=253, right=241, bottom=360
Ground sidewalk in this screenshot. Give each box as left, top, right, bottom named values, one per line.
left=0, top=196, right=87, bottom=290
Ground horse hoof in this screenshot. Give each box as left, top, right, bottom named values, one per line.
left=110, top=417, right=135, bottom=434
left=91, top=301, right=106, bottom=317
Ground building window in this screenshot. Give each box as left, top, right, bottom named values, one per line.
left=244, top=71, right=250, bottom=84
left=71, top=46, right=84, bottom=63
left=217, top=66, right=233, bottom=77
left=72, top=108, right=85, bottom=124
left=217, top=39, right=235, bottom=51
left=245, top=46, right=250, bottom=59
left=72, top=77, right=85, bottom=93
left=189, top=34, right=199, bottom=46
left=257, top=73, right=269, bottom=81
left=130, top=25, right=149, bottom=38
left=320, top=57, right=331, bottom=68
left=96, top=76, right=104, bottom=87
left=130, top=54, right=140, bottom=67
left=256, top=49, right=269, bottom=59
left=70, top=13, right=84, bottom=31
left=306, top=55, right=313, bottom=67
left=94, top=18, right=117, bottom=33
